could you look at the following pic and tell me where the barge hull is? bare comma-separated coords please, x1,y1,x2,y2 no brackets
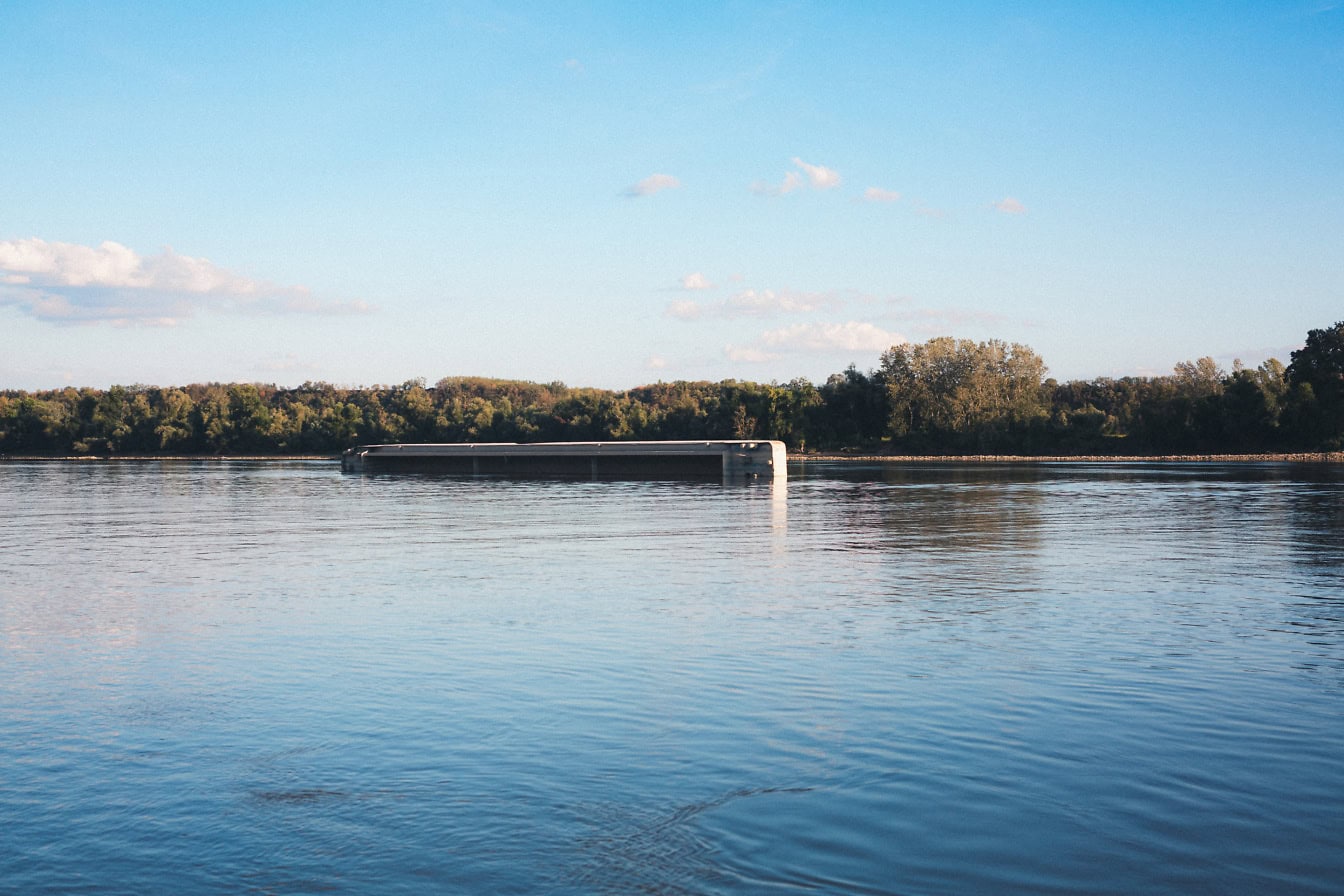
341,440,785,482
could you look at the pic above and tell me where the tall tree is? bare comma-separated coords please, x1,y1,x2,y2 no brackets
880,338,1048,451
1287,321,1344,447
815,365,888,449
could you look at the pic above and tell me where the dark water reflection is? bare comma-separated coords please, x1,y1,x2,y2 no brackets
2,460,1342,894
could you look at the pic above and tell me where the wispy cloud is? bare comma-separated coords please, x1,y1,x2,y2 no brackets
863,186,901,203
761,321,902,352
680,272,714,290
726,321,905,361
792,157,841,189
666,287,844,320
562,58,584,73
666,299,702,320
0,237,369,326
726,288,839,316
749,170,802,197
625,173,681,198
991,196,1026,214
751,157,840,196
646,355,669,370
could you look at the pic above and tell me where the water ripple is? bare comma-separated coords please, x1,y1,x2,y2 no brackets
2,460,1342,894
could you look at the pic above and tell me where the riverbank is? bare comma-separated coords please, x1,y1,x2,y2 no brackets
0,455,339,461
792,452,1344,463
3,451,1342,464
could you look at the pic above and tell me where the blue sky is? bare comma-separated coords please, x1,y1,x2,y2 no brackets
2,1,1341,390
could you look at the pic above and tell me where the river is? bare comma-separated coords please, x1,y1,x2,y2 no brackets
2,459,1341,894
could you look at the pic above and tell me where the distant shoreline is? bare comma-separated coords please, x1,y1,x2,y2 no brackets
0,455,339,462
2,451,1341,464
793,452,1344,463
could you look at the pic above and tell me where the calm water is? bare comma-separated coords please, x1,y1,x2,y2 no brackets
2,460,1342,894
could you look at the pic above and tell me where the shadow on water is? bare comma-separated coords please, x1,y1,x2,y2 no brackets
794,458,1344,485
1282,474,1344,685
792,463,1048,606
563,787,813,894
1288,479,1344,574
250,788,351,805
356,468,782,491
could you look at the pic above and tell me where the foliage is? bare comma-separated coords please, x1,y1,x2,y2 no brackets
3,321,1342,456
1287,321,1344,448
879,338,1048,451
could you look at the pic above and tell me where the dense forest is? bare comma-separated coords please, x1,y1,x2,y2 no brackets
3,321,1342,457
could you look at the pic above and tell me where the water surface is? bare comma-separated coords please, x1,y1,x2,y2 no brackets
2,460,1342,894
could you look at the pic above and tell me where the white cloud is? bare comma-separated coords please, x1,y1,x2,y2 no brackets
760,321,904,353
863,186,901,203
991,196,1026,214
625,173,681,197
791,157,841,189
680,272,713,290
751,157,841,196
724,320,904,364
0,237,368,326
726,288,836,316
646,355,668,370
563,58,584,73
0,238,262,293
666,287,842,321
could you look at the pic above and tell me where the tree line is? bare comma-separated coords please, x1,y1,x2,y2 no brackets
2,320,1341,456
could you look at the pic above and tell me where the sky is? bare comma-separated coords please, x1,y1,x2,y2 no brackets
2,1,1342,391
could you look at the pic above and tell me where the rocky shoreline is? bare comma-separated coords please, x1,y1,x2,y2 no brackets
4,451,1342,464
0,454,338,461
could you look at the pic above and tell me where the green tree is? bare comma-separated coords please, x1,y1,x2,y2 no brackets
85,385,136,453
880,338,1048,451
318,402,363,446
0,396,50,452
392,380,437,442
1287,321,1344,447
815,365,887,449
1214,359,1286,451
153,388,196,451
194,386,235,451
228,384,274,452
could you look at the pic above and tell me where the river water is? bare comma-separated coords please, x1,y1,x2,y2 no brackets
2,460,1341,894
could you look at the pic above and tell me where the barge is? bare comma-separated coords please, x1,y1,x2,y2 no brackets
341,440,786,482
